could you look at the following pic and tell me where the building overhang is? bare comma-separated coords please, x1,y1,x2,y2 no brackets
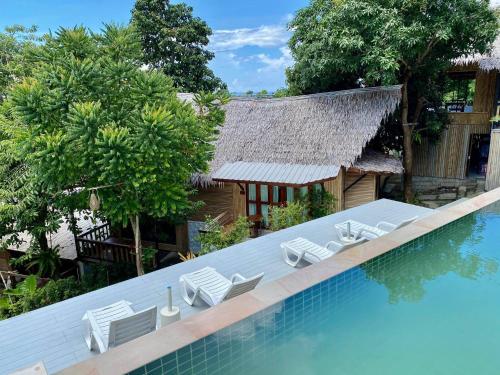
212,162,340,187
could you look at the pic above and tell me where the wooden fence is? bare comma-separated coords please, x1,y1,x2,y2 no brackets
413,123,491,179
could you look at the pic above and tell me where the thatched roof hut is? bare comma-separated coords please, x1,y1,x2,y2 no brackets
454,36,500,71
181,85,403,187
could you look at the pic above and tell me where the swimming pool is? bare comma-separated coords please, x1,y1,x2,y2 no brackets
130,202,500,375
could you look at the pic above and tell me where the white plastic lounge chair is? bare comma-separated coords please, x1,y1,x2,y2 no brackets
375,216,418,232
281,237,361,267
82,300,157,353
179,267,264,306
335,216,419,241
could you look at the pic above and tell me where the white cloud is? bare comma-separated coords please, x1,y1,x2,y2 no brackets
210,25,289,52
256,46,293,73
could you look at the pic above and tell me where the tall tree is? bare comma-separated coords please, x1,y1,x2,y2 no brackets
287,0,497,201
131,0,226,92
4,25,226,275
0,25,40,101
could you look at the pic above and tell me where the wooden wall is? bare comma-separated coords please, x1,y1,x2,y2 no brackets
189,183,236,221
344,171,377,209
189,182,247,223
413,68,496,179
324,167,345,211
232,183,247,219
413,123,491,179
473,70,497,113
486,130,500,190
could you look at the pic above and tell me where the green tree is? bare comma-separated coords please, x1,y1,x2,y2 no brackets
273,88,291,98
287,0,497,201
0,25,40,101
0,26,66,256
4,25,226,276
132,0,226,92
256,89,269,98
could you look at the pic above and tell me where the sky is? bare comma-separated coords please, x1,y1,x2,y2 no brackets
0,0,308,92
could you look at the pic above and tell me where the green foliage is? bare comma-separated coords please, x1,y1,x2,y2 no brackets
142,247,157,273
287,0,497,93
256,89,269,98
26,246,61,278
132,0,226,92
269,201,308,231
0,268,109,319
302,188,336,219
287,0,497,200
2,25,227,275
273,88,293,98
0,25,41,100
199,216,251,255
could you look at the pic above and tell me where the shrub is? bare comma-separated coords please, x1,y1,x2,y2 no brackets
303,188,337,219
0,267,109,319
269,201,308,231
199,216,251,255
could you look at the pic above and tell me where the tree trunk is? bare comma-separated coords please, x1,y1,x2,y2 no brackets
37,231,49,252
36,203,49,252
401,78,414,203
130,214,145,276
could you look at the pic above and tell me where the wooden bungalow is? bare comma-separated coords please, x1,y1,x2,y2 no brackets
68,85,403,264
184,86,403,249
412,37,500,192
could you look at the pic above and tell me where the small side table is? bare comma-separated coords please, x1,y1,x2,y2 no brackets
160,306,181,327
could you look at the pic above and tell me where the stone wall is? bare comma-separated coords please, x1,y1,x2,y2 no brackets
383,174,485,208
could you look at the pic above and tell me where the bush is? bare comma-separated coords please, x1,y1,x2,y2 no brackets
199,216,251,255
269,201,308,231
303,188,336,219
0,267,109,320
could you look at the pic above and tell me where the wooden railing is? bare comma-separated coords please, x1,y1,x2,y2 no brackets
76,223,136,265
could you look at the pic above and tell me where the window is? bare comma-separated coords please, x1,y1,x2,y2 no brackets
444,72,476,113
246,183,324,226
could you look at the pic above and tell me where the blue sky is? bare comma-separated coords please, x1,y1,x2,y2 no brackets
0,0,308,92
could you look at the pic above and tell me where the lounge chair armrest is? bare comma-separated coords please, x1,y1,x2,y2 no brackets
305,252,323,263
358,228,380,239
376,221,397,232
325,240,343,253
231,273,246,283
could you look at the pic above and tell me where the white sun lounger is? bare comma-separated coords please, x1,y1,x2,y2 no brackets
179,267,264,306
82,300,157,353
281,237,363,267
335,216,418,241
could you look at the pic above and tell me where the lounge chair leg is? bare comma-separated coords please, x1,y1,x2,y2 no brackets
281,246,302,267
179,279,198,306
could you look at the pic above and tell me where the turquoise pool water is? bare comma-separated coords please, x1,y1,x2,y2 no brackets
131,202,500,375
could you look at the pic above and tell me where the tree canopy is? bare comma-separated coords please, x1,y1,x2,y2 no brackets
132,0,226,92
2,24,227,275
287,0,498,200
0,25,40,101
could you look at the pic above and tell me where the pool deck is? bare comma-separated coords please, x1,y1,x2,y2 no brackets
0,199,434,374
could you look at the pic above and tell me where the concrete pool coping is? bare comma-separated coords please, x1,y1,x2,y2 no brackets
57,188,500,375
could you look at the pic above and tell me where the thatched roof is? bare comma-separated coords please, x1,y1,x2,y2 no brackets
180,85,402,186
352,149,403,174
453,36,500,71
